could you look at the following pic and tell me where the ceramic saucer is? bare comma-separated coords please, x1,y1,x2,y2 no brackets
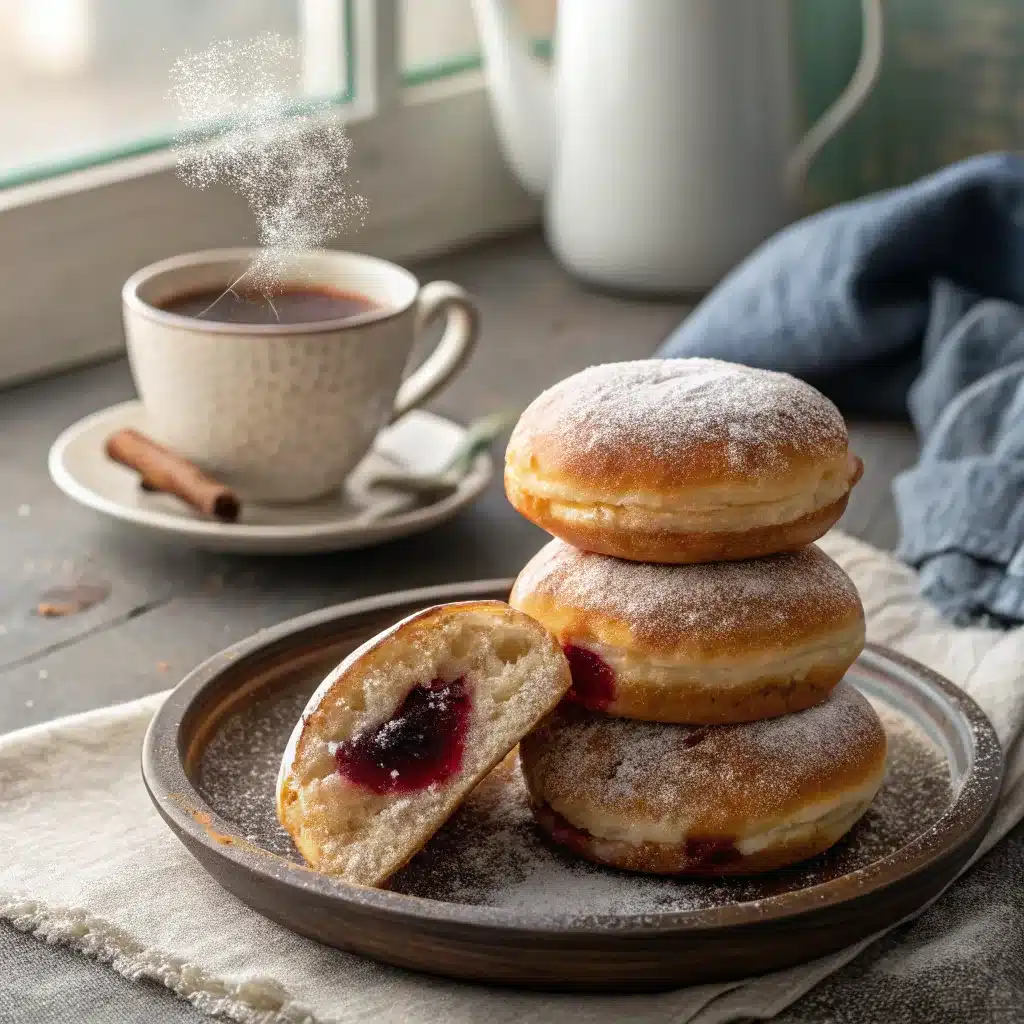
48,401,492,554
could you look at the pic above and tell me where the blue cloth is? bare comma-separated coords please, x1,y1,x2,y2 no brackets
658,153,1024,625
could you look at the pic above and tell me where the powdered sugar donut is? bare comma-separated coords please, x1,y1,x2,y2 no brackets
520,680,887,876
510,540,865,724
505,359,862,563
277,601,571,886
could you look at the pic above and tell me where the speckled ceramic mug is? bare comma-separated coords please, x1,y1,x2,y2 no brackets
123,248,478,503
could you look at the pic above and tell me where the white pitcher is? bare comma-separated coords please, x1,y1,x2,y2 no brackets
472,0,884,294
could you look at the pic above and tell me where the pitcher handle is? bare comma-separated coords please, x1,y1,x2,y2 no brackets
785,0,885,202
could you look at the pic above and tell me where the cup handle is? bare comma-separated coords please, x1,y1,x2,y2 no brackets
389,280,479,423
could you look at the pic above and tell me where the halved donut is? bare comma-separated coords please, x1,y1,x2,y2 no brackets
277,601,571,886
505,359,862,563
520,680,887,876
510,539,865,724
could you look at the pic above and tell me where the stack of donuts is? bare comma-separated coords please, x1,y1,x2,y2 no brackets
506,358,888,875
277,357,890,889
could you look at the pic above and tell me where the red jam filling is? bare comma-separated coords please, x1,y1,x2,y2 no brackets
334,677,470,794
563,643,616,709
540,802,740,868
684,837,741,866
537,802,596,855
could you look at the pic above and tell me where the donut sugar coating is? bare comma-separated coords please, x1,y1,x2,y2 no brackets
505,358,863,563
520,680,887,876
510,539,865,724
277,601,571,886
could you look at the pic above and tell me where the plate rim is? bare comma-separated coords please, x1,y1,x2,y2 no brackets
48,400,493,543
142,578,1004,940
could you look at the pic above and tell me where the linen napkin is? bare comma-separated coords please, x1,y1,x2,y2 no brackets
3,530,1024,1024
659,152,1024,624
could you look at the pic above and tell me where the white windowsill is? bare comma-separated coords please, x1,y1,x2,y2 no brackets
0,73,541,388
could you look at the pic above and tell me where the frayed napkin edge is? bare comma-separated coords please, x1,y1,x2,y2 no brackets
0,894,321,1024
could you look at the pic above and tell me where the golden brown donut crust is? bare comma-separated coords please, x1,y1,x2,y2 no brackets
601,669,845,725
520,682,887,875
505,478,857,564
510,541,865,724
508,359,850,491
512,541,863,659
505,359,862,563
529,796,872,876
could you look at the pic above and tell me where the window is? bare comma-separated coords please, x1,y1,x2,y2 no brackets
0,1,351,189
401,0,553,86
0,0,553,385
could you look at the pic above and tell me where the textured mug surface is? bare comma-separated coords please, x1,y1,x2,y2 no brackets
123,248,478,503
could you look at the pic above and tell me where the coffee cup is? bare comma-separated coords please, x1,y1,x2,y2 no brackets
122,247,478,503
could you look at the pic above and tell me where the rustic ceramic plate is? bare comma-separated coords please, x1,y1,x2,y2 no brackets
142,580,1002,992
49,402,491,554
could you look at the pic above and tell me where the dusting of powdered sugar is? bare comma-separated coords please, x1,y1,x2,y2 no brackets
521,681,885,827
170,34,367,298
512,538,862,651
506,359,848,483
200,684,312,858
197,679,951,917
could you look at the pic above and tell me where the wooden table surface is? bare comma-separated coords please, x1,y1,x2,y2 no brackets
0,231,918,1022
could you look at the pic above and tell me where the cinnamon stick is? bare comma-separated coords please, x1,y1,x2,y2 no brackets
105,429,241,523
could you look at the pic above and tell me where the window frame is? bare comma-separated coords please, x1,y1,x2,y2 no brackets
0,0,540,386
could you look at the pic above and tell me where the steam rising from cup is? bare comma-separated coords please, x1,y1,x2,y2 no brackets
169,34,367,310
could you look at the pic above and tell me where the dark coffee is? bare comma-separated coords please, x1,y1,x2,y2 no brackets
159,285,380,325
